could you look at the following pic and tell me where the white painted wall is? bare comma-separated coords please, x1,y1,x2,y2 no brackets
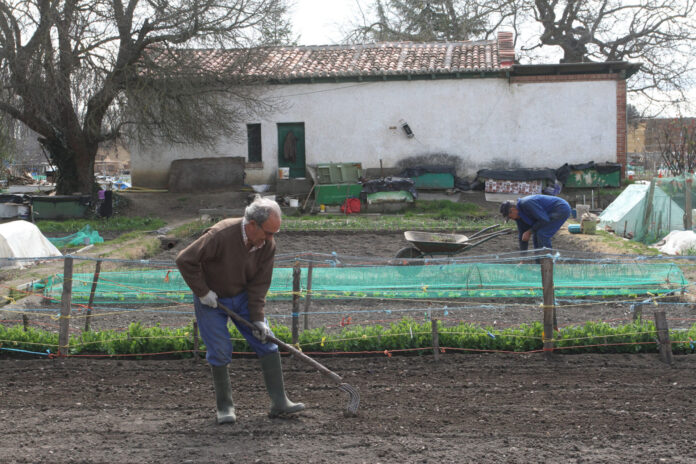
130,77,618,187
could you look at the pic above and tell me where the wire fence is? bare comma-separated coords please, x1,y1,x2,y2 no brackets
1,248,695,363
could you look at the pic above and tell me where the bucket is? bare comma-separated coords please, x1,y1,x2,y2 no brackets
278,167,290,179
576,204,590,219
289,198,299,207
581,219,597,235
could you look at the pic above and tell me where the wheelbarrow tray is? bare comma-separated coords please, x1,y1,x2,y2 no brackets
403,231,469,254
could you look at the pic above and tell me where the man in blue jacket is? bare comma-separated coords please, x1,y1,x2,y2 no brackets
500,194,571,250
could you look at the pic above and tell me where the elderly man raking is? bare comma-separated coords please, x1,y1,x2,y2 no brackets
176,196,304,424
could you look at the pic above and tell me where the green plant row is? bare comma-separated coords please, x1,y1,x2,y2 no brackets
2,318,696,358
35,217,165,235
175,203,505,236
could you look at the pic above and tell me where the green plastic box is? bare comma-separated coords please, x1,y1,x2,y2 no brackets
32,195,90,219
565,169,620,188
412,173,454,189
315,163,362,184
315,184,362,205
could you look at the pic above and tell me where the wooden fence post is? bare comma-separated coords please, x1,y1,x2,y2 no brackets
540,257,556,359
84,260,102,332
654,310,673,365
291,261,301,345
685,175,692,230
632,303,643,322
58,257,73,357
303,261,314,330
22,314,28,331
431,312,440,361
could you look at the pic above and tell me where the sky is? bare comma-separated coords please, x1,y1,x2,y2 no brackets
289,0,364,45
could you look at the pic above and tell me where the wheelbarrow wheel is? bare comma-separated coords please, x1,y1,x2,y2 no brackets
391,246,424,275
395,247,424,259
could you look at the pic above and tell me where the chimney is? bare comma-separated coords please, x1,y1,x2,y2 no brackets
497,31,515,68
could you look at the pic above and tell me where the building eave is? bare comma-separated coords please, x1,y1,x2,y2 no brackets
511,61,641,79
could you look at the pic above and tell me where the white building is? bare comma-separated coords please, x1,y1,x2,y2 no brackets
129,32,638,189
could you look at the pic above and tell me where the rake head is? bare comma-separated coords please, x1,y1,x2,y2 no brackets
338,382,360,416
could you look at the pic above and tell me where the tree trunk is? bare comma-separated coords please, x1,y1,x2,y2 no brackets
559,39,589,63
40,137,96,195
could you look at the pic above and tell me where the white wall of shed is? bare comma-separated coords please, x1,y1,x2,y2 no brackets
129,77,618,187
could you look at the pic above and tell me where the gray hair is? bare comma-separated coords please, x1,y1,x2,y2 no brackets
244,195,282,225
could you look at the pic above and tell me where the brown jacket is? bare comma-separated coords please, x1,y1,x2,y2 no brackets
175,218,275,321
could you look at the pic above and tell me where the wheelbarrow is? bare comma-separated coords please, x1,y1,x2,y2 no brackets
394,224,511,259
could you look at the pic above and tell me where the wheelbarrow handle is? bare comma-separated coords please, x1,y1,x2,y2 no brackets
461,229,512,249
468,223,501,239
217,301,343,384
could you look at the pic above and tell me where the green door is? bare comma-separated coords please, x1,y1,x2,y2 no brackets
277,123,306,178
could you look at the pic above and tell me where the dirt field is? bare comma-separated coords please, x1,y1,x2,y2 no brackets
2,353,695,463
3,191,696,463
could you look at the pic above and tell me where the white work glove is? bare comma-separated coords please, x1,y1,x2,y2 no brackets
199,290,218,308
252,321,271,343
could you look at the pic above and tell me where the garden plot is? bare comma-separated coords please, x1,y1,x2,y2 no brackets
1,354,695,463
8,229,695,336
3,230,696,462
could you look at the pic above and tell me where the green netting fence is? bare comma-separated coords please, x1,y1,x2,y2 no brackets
47,225,104,248
38,261,687,304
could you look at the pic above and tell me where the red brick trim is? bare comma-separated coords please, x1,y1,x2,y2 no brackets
616,79,627,178
510,74,620,83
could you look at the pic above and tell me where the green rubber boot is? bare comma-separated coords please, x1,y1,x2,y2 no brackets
260,352,306,418
211,365,236,424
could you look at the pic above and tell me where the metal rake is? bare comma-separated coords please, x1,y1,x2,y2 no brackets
217,302,360,416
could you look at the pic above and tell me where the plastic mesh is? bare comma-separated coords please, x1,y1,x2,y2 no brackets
39,261,686,304
47,226,104,248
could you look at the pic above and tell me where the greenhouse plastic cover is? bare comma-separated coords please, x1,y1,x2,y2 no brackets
599,183,649,237
0,220,62,268
600,176,694,242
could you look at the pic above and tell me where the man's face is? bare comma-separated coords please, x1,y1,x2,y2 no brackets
508,206,520,220
247,213,281,247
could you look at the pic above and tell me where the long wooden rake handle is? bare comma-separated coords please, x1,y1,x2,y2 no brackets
216,301,360,415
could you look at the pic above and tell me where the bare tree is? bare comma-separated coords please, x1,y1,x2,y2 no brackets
0,0,288,195
258,1,297,45
0,115,14,165
348,1,696,113
522,0,696,112
627,103,642,128
346,0,516,42
658,118,696,175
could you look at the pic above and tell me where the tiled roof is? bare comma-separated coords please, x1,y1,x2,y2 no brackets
145,32,514,80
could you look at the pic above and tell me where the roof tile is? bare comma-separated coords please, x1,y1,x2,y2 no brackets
146,32,514,80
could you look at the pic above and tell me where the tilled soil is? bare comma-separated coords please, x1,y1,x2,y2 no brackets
1,353,695,463
4,227,696,463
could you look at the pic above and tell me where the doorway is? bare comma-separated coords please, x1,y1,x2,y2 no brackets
277,123,306,178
